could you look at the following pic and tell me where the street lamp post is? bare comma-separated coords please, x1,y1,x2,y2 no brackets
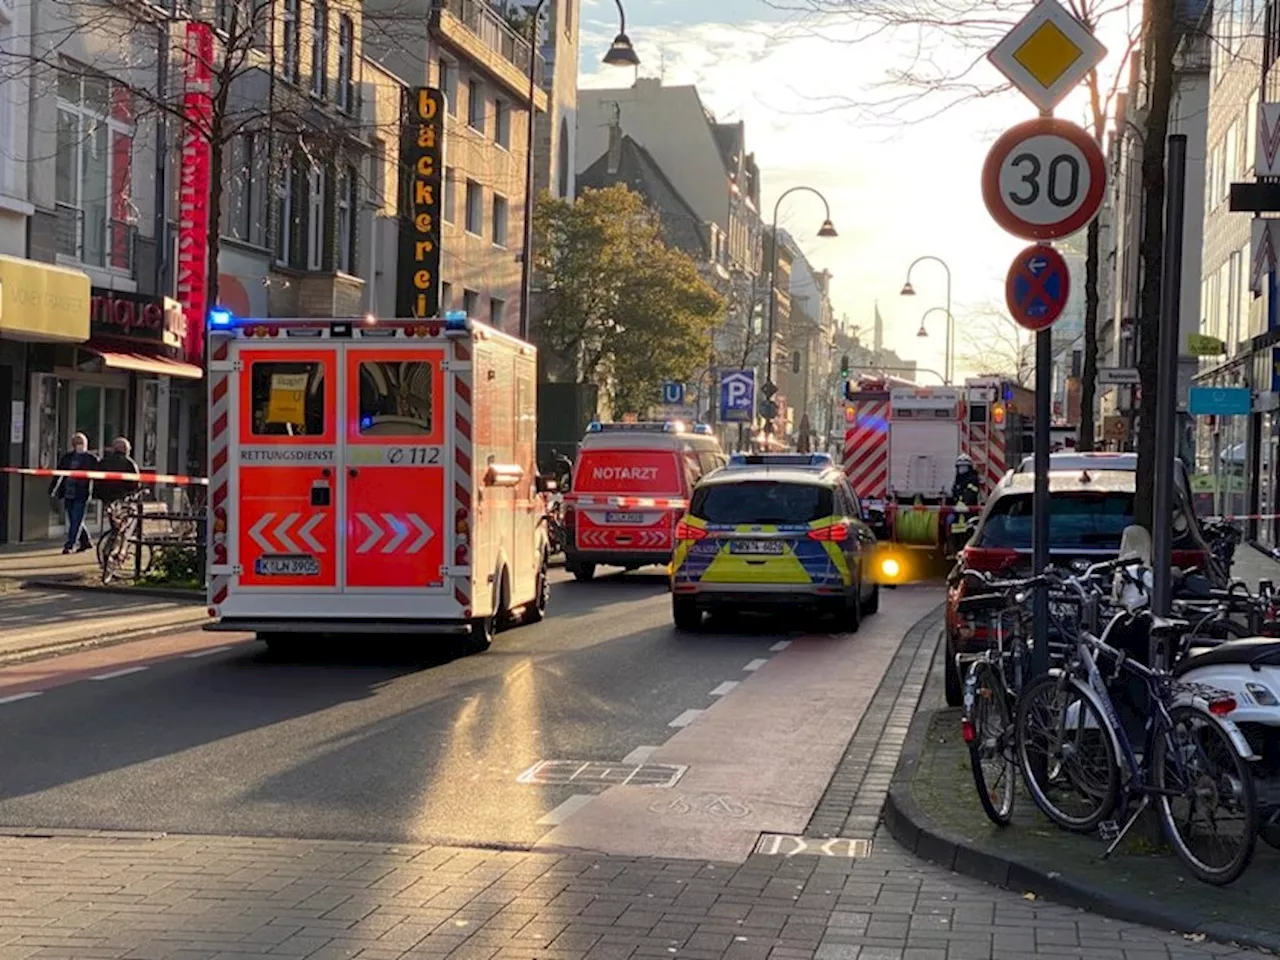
518,0,637,341
765,186,837,433
914,306,954,382
900,255,953,385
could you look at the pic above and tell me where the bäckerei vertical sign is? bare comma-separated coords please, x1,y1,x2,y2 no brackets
397,87,445,319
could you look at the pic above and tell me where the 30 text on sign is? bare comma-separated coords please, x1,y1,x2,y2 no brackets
397,87,445,320
981,117,1106,241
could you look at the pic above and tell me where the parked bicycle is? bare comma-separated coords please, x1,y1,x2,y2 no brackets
97,491,151,584
1014,563,1258,885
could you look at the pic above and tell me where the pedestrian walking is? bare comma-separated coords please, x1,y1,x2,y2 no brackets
96,437,141,507
51,432,98,553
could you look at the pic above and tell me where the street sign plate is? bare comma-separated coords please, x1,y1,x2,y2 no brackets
661,381,685,405
988,0,1107,114
1188,386,1252,416
1098,367,1140,385
719,369,756,423
982,118,1107,241
1005,244,1070,331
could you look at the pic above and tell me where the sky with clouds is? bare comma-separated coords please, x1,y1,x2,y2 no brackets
576,0,1138,381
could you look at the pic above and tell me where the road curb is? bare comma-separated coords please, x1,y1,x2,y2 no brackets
20,578,203,603
0,619,211,668
883,648,1280,954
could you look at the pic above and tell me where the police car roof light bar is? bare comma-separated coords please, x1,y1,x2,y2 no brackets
587,420,698,433
727,452,834,468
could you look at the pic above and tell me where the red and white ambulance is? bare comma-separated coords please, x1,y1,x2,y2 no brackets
562,421,726,580
204,311,550,651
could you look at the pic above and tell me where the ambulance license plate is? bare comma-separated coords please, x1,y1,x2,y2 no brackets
606,511,644,524
255,554,320,577
730,540,785,555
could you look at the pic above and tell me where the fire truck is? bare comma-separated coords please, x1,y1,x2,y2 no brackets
204,310,550,652
841,375,1033,578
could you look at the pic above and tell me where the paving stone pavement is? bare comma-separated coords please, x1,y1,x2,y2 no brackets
0,827,1269,960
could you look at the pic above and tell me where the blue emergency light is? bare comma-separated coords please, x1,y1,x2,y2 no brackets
444,310,468,331
209,308,234,328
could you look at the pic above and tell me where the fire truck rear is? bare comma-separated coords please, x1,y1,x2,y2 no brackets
840,376,1031,581
205,311,549,651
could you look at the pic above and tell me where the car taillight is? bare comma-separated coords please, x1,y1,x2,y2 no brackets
1173,549,1206,571
675,520,706,541
809,523,850,542
455,506,470,566
212,506,227,535
1209,697,1237,716
961,547,1019,572
961,718,976,743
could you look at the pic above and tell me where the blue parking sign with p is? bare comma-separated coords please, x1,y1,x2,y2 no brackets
720,369,755,423
662,381,685,405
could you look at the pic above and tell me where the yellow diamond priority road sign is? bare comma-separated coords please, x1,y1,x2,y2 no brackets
988,0,1106,114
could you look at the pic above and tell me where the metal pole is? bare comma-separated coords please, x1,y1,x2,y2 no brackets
1032,327,1053,676
944,265,953,385
1152,135,1188,621
766,203,779,403
153,11,171,298
517,0,548,341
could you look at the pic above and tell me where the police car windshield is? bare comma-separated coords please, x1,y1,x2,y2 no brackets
691,482,833,526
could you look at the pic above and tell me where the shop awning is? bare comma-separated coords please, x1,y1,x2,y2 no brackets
0,256,91,343
92,349,203,379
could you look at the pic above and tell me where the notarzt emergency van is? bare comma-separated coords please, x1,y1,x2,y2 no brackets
561,420,726,580
205,311,550,651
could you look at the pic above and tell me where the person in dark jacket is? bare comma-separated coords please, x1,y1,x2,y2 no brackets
51,433,99,553
96,437,141,508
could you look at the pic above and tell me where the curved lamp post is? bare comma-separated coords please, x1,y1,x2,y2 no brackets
765,186,837,422
518,0,637,340
916,305,952,340
900,255,953,385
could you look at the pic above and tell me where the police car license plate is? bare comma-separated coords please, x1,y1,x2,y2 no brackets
730,540,785,555
606,511,644,524
255,554,320,577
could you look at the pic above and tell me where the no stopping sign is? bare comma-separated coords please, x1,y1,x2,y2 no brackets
982,118,1106,241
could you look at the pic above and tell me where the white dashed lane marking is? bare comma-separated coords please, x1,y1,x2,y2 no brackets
769,640,791,652
622,746,658,764
183,646,232,658
743,658,768,672
668,709,704,728
709,681,739,697
89,666,149,681
0,692,42,705
536,794,595,826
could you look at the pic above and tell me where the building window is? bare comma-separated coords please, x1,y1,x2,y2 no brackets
307,162,325,270
310,0,328,98
441,281,452,310
227,132,268,246
467,80,484,130
489,297,505,330
463,289,480,316
491,194,508,247
275,153,295,265
440,60,457,116
336,14,353,111
55,67,135,271
0,9,15,199
337,164,356,274
282,0,300,82
465,179,482,235
494,100,510,149
442,167,456,223
1247,90,1260,175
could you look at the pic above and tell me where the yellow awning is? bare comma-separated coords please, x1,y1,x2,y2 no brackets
0,255,90,343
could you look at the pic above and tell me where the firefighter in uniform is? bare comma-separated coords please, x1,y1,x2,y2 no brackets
947,454,982,555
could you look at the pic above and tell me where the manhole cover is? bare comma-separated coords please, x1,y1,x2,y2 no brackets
755,835,873,858
517,760,687,788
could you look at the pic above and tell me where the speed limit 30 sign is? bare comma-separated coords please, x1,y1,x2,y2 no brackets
981,117,1106,241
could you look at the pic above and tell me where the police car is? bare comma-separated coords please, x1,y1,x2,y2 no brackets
669,453,882,632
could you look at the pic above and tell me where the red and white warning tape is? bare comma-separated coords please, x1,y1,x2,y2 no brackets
0,466,209,486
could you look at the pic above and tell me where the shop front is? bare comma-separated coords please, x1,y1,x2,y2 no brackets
0,254,92,544
24,288,201,540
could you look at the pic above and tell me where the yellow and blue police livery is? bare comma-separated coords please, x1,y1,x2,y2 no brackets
669,453,882,632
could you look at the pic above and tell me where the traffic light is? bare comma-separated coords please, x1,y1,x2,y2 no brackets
840,354,849,379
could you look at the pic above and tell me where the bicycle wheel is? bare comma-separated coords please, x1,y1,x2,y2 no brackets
1153,705,1257,885
1016,673,1120,833
99,530,119,583
964,659,1016,826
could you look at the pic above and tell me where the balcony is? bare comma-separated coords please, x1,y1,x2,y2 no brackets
433,0,548,107
55,204,136,274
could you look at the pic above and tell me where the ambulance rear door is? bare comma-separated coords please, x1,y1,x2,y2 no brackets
232,345,341,612
341,344,449,604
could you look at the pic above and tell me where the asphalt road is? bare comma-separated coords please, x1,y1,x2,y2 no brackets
0,569,927,849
